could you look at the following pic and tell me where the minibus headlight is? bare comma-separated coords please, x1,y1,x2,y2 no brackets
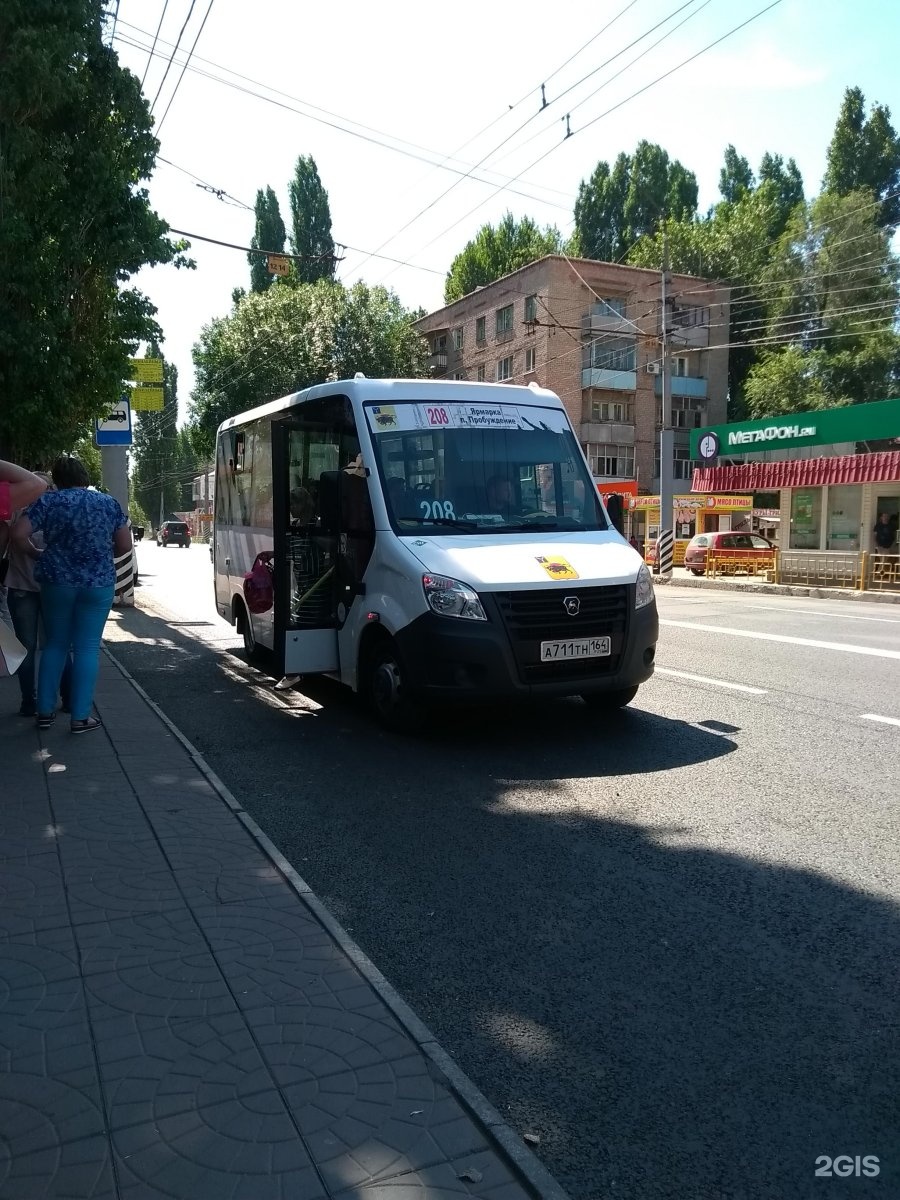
422,574,487,621
635,563,655,610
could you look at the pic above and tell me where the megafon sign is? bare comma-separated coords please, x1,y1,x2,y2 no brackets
728,422,817,446
690,397,900,459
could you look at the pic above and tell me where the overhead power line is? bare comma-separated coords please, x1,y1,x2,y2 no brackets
140,0,170,89
373,0,784,287
149,0,198,115
155,0,217,135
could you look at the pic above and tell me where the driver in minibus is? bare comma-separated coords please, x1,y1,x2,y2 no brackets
486,474,526,520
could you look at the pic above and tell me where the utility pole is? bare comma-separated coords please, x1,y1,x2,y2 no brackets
656,227,675,577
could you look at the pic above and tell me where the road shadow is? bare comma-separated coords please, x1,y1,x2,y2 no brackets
104,603,898,1200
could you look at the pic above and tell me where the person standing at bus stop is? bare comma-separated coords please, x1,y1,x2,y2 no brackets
12,456,132,733
873,512,897,555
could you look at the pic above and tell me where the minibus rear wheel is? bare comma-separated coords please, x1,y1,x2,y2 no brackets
365,639,424,734
581,686,638,710
237,600,264,663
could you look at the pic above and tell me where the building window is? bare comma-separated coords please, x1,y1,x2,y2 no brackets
524,294,538,323
654,446,694,481
432,334,446,354
790,488,822,549
453,371,466,380
588,336,635,372
591,397,634,423
525,347,536,373
658,396,706,428
590,297,626,318
475,316,486,345
672,356,689,377
827,484,862,550
496,305,513,336
592,444,635,479
496,356,513,382
672,304,709,328
476,364,486,382
452,327,464,350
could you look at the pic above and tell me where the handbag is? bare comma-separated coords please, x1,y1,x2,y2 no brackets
0,618,27,678
242,551,274,614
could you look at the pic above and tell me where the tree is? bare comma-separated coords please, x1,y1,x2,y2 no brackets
573,140,698,262
758,152,805,240
287,155,335,284
248,185,287,293
756,189,900,408
444,213,562,303
131,349,180,527
0,0,189,464
823,86,900,228
189,281,429,457
719,145,755,204
743,346,832,417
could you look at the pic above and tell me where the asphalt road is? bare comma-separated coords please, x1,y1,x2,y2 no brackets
106,542,900,1200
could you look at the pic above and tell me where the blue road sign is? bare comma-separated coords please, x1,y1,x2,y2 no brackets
95,395,133,446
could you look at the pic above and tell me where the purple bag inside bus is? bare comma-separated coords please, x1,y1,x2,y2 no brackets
242,551,274,614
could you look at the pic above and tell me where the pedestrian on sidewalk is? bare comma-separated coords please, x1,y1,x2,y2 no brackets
873,512,897,555
11,455,132,734
0,475,73,717
1,460,48,633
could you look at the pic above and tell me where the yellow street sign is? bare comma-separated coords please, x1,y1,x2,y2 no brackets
127,358,164,383
267,254,290,277
130,385,164,411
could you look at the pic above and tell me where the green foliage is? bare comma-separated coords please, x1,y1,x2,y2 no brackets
573,140,698,262
719,145,754,204
188,281,429,458
288,155,335,284
743,346,832,416
248,185,286,293
444,213,562,303
823,87,900,228
758,153,805,239
73,435,102,485
0,0,189,463
131,351,182,526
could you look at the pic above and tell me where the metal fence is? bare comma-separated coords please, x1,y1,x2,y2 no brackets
704,551,900,591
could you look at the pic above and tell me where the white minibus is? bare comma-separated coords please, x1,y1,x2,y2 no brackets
213,377,658,729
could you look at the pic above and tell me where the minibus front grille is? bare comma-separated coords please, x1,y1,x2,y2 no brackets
493,585,629,683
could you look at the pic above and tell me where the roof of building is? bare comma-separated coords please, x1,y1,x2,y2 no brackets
691,450,900,493
415,255,727,326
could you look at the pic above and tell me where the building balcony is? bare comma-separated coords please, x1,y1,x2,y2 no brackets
581,368,637,391
429,352,448,372
582,311,636,335
580,422,635,445
654,375,707,399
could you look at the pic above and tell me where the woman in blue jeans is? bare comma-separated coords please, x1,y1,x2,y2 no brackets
12,456,132,734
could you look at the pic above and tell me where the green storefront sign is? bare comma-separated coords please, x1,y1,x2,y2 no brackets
690,397,900,460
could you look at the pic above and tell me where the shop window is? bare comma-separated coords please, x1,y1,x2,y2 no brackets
789,489,822,549
826,485,861,551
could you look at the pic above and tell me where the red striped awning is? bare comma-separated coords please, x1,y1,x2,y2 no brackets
691,451,900,493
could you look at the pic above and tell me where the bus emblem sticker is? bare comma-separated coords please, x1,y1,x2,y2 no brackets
536,555,579,580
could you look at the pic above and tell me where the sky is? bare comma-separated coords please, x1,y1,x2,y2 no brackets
110,0,900,424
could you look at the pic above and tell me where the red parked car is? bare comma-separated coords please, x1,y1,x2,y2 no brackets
683,531,775,575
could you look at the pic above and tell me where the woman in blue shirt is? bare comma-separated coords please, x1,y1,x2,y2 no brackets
12,456,132,733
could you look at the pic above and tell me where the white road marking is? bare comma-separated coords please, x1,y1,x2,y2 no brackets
740,604,900,624
655,667,767,694
861,713,900,728
660,619,900,660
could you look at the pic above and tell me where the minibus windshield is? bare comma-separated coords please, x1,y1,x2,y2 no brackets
365,399,608,534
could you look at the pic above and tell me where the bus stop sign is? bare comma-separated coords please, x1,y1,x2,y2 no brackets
95,396,133,446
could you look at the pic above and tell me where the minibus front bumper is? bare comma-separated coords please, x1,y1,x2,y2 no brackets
395,588,658,701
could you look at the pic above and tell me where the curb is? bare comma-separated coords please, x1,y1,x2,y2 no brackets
100,645,572,1200
655,575,900,604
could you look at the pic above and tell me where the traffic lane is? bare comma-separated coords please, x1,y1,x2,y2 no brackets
657,587,900,653
103,604,899,1200
652,605,900,723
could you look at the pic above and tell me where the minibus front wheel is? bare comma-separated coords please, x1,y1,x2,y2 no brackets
364,638,424,734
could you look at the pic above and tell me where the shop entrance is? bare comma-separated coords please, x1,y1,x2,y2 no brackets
874,494,899,553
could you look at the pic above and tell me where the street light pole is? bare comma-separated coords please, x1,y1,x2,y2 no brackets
657,227,675,576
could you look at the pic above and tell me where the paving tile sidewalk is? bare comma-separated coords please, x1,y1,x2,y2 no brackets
0,654,565,1200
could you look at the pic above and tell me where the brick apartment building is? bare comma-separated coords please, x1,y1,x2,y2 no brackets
415,255,730,495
